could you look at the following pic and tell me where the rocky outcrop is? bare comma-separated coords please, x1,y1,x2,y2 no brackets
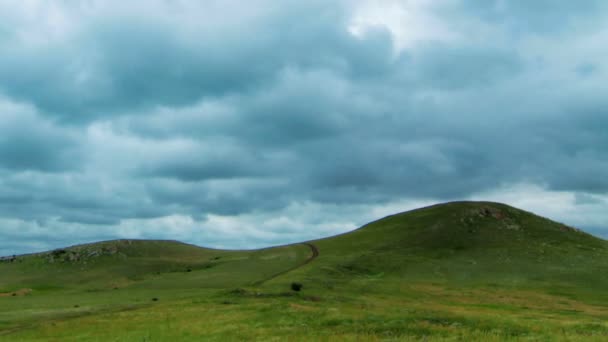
459,205,521,231
44,243,125,264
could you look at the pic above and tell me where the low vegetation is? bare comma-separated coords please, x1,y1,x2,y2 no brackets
1,201,607,340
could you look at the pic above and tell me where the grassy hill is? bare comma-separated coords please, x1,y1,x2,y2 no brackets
1,201,608,341
0,239,312,291
272,201,608,295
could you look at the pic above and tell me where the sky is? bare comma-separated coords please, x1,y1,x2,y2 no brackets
1,0,607,255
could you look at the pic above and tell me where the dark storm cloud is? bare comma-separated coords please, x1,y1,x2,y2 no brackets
0,1,393,123
0,127,77,172
0,0,607,254
0,101,82,172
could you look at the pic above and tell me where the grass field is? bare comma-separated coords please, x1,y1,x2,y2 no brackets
1,201,608,341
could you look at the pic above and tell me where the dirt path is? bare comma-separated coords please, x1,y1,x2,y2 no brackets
252,243,319,286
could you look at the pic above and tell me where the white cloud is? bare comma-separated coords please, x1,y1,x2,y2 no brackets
349,0,460,52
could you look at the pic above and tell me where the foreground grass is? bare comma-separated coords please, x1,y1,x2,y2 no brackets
3,281,608,341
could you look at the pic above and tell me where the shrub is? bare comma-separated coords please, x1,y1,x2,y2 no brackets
51,250,67,257
291,282,303,292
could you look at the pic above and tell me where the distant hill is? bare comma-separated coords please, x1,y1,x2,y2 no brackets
0,239,312,291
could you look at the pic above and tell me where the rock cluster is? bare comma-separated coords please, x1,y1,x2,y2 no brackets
44,244,123,264
460,206,521,231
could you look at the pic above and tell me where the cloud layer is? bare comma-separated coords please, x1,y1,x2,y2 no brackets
1,0,607,255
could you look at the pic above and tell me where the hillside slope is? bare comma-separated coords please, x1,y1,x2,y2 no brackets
0,239,312,292
266,201,608,300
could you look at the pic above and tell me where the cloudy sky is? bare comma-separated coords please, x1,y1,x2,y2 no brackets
1,0,607,255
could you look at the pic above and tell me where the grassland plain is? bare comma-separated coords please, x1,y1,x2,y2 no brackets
1,201,608,341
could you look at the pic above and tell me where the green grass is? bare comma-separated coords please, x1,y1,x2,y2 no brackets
1,201,608,341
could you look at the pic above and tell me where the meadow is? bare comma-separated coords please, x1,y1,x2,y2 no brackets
1,202,608,341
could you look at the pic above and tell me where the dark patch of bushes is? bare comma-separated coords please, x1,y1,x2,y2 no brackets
152,297,159,302
228,288,248,296
291,282,303,292
51,249,67,257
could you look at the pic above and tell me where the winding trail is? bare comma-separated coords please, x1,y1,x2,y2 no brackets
252,242,319,286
